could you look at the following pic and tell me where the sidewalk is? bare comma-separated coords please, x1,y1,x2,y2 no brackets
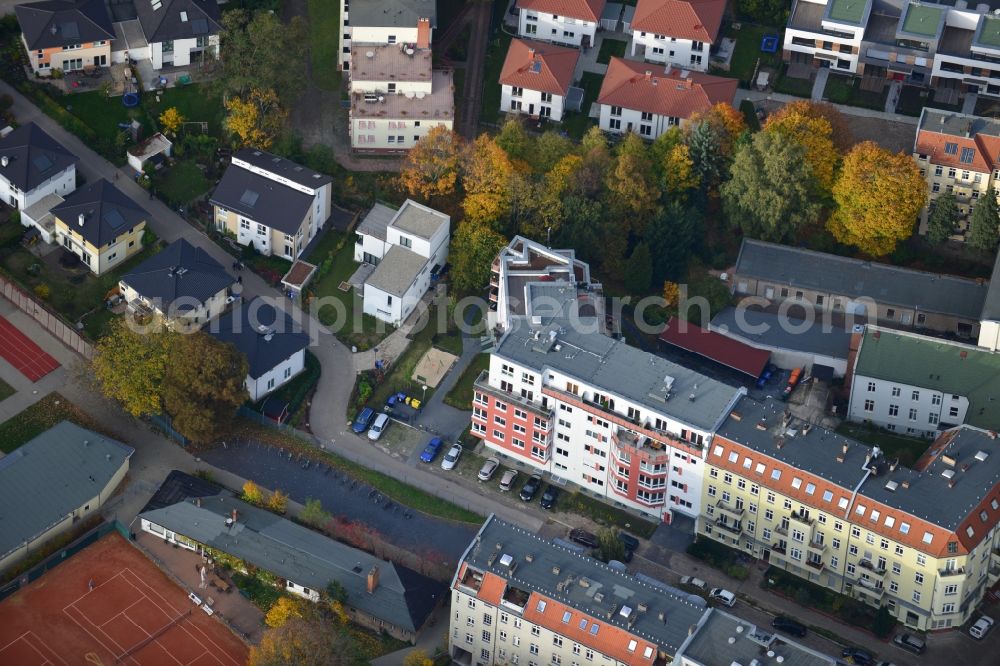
736,87,920,125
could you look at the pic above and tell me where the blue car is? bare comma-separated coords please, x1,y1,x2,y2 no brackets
420,437,444,463
351,407,376,434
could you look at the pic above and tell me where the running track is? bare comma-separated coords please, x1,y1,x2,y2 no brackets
0,316,60,382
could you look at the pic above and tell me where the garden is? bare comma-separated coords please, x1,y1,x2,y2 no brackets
686,536,751,580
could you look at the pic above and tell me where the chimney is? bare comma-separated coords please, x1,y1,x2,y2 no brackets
196,497,202,508
528,47,535,57
416,17,430,49
231,508,238,523
367,565,380,594
842,443,849,455
78,212,85,227
644,70,653,80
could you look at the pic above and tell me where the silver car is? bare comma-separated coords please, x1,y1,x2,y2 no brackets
478,457,500,481
499,469,519,491
441,443,463,470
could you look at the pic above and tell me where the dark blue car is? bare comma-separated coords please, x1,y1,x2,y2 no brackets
351,407,376,434
419,437,444,463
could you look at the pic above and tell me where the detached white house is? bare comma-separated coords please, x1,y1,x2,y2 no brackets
596,57,738,139
0,122,77,210
353,199,449,326
132,0,220,70
210,297,310,402
210,149,334,259
516,0,606,47
499,38,580,121
629,0,725,72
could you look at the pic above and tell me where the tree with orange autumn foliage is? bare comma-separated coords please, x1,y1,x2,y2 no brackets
398,126,462,200
224,87,286,150
460,134,514,231
763,110,838,192
829,142,927,257
248,615,363,666
687,103,747,158
769,100,854,152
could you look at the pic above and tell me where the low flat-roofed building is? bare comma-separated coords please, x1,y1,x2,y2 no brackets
350,70,455,152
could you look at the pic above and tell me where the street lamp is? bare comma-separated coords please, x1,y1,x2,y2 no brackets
422,385,428,409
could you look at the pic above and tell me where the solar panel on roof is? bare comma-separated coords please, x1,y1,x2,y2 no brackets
32,154,53,172
191,18,208,35
240,189,259,207
529,60,542,73
103,208,127,229
961,147,976,164
61,22,80,39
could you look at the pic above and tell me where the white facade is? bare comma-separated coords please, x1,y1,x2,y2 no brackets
597,104,681,140
0,162,74,210
500,85,565,121
630,32,709,71
518,10,597,47
362,268,428,326
149,35,218,70
847,374,966,439
353,116,453,151
248,348,305,402
783,0,863,74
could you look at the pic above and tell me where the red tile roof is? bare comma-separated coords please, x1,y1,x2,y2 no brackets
631,0,725,43
659,317,770,378
597,58,737,120
499,38,581,96
476,572,508,606
516,0,606,23
915,129,996,173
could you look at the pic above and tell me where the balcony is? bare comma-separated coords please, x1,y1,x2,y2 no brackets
715,500,745,520
490,274,499,288
715,519,744,537
474,371,552,419
853,580,885,603
807,539,827,555
612,428,669,463
858,559,887,577
805,558,825,572
789,511,814,527
938,566,966,578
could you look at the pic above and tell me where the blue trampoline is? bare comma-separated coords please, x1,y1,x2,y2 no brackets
122,92,139,107
761,35,779,53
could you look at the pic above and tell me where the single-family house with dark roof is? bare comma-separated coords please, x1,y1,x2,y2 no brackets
15,0,114,76
119,238,234,329
499,38,581,121
132,0,220,70
52,178,149,275
0,121,78,212
210,149,334,259
139,494,445,642
0,421,133,572
209,297,310,401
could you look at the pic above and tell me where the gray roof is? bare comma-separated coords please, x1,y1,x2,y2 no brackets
232,148,334,190
209,297,310,379
710,306,853,360
390,200,449,240
0,122,78,193
140,496,444,632
120,238,232,313
366,245,428,298
51,179,149,248
676,609,837,666
734,239,988,320
15,0,114,50
456,516,709,655
917,107,1000,141
210,162,314,235
982,248,1000,321
357,202,397,242
347,0,437,29
0,421,133,561
495,318,744,432
133,0,220,44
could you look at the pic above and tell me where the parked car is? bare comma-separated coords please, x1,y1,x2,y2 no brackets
569,528,599,549
841,647,875,666
540,485,560,509
367,413,389,441
478,457,500,481
771,616,808,638
970,615,995,639
520,474,543,501
351,407,376,434
709,587,736,607
680,576,707,590
419,437,444,463
617,532,639,552
782,367,803,400
499,469,519,491
440,443,462,470
756,366,773,388
891,633,925,655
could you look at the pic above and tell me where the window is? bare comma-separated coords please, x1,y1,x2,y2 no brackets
944,584,958,596
867,382,876,392
889,404,899,417
891,387,901,397
610,106,622,116
482,630,491,642
864,399,874,412
912,590,921,603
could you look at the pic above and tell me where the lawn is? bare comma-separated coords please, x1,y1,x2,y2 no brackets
80,307,118,340
898,86,961,117
597,38,627,65
366,302,448,410
722,22,783,85
146,84,225,136
0,392,108,453
307,0,342,91
835,421,931,467
561,71,604,139
823,75,887,110
152,159,210,206
444,352,490,410
481,31,513,125
0,377,14,403
62,89,153,152
561,491,658,538
772,68,814,98
307,231,395,350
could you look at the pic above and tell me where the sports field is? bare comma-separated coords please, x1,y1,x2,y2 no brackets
0,532,247,666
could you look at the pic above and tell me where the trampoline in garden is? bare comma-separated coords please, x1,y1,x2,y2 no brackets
122,92,139,107
761,35,779,53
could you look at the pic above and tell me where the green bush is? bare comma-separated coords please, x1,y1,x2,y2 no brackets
726,564,750,581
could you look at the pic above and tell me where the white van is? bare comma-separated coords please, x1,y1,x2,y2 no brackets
970,615,994,639
709,588,736,607
367,413,390,441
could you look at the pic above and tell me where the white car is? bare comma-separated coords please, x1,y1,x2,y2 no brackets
709,587,736,607
367,413,390,441
680,576,707,590
441,443,463,470
970,615,994,639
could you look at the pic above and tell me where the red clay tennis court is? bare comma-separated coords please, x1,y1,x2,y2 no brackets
0,316,60,382
0,532,247,666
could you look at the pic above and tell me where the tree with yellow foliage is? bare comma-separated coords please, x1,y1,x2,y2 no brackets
763,110,838,192
663,281,680,307
265,596,304,628
158,107,184,136
403,650,434,666
768,100,854,152
267,489,288,514
224,87,287,150
606,133,660,233
828,142,927,257
248,616,363,666
460,135,514,231
399,126,462,200
242,480,264,505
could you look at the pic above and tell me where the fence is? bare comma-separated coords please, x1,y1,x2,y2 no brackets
148,413,190,446
0,520,128,602
0,272,94,359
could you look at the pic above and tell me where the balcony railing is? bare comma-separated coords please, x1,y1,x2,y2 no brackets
474,371,552,419
858,559,887,576
938,567,966,578
715,519,743,536
805,558,824,571
716,500,745,519
789,511,814,527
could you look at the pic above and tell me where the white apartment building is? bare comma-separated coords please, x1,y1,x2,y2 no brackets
596,58,738,140
339,0,435,70
0,122,77,211
847,326,1000,438
628,0,725,72
473,318,745,523
516,0,605,47
499,38,579,121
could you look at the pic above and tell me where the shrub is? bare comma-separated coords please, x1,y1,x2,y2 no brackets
872,605,895,637
33,283,50,299
726,564,750,581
